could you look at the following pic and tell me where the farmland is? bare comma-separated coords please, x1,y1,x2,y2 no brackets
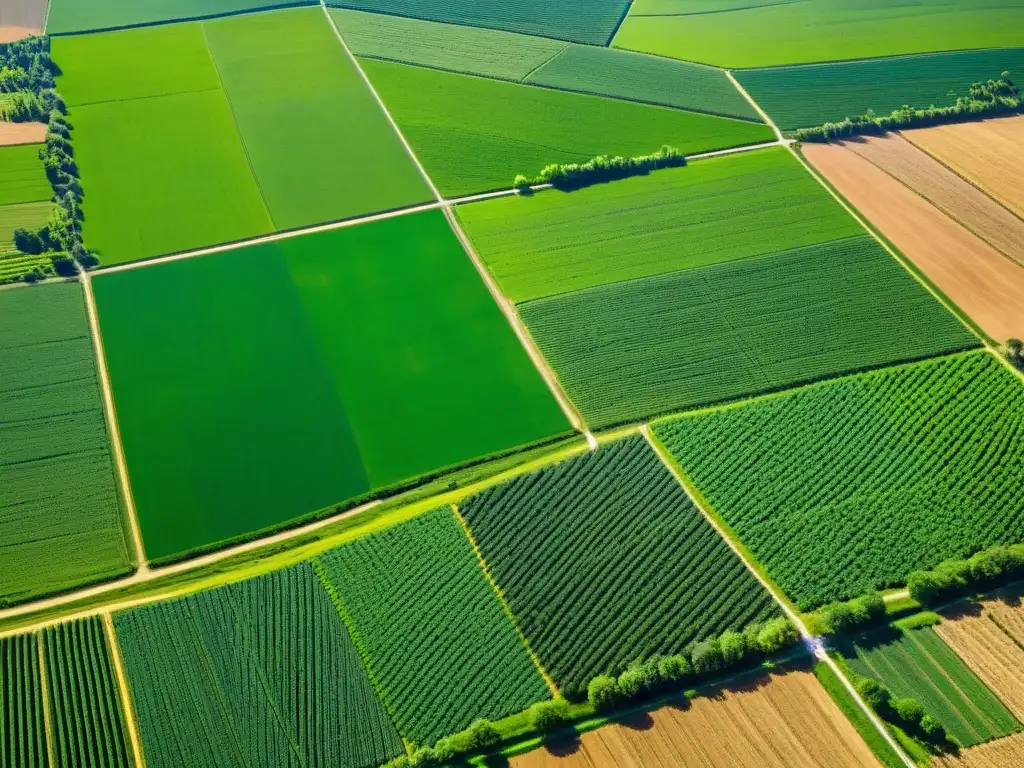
0,143,50,206
521,236,978,427
0,283,131,605
115,563,403,768
45,0,313,35
458,148,857,303
460,436,781,699
325,0,631,45
803,139,1024,342
512,665,882,767
43,618,132,768
654,351,1024,609
934,734,1024,768
94,212,566,560
839,626,1020,747
0,633,47,768
0,0,46,38
613,0,1024,68
0,200,51,256
316,507,549,744
0,123,47,146
736,47,1024,131
359,59,773,197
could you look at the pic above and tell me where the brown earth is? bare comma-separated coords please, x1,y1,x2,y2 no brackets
932,732,1024,767
904,116,1024,219
0,122,47,147
802,141,1024,343
843,133,1024,269
512,668,880,767
0,26,38,42
0,0,46,38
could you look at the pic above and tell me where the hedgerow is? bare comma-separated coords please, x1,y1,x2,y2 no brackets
516,145,685,191
907,543,1024,606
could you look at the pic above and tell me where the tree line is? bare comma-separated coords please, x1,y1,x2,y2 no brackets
514,145,686,192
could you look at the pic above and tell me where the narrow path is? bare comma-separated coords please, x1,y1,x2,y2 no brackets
640,425,917,768
725,70,784,142
79,268,149,574
36,631,56,768
103,613,146,768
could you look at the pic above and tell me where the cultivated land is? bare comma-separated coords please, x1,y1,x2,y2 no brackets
45,0,313,35
326,0,631,45
736,47,1024,131
905,116,1024,218
203,8,431,230
934,733,1024,768
0,284,131,606
359,59,773,197
512,666,881,767
94,212,566,561
0,200,51,256
0,143,51,206
0,122,46,147
458,148,858,303
803,139,1024,342
0,0,45,40
840,627,1020,748
317,508,550,745
613,0,1024,68
655,352,1024,609
116,563,402,768
461,436,780,699
521,236,978,427
0,633,47,767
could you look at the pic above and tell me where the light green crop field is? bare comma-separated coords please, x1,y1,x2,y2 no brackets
204,8,431,230
521,237,978,427
0,201,53,255
360,58,772,197
94,212,567,562
458,147,859,303
614,0,1024,68
0,144,51,207
46,0,313,35
0,283,132,606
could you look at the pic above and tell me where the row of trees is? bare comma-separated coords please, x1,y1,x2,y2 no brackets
855,675,953,750
381,718,501,768
807,591,886,635
907,544,1024,606
795,73,1021,143
514,145,686,192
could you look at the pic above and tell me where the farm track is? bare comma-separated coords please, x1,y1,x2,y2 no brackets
104,613,147,768
36,631,56,768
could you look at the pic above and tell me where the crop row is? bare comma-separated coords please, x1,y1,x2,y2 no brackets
0,633,47,768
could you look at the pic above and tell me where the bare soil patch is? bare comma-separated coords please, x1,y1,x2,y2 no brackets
803,141,1024,343
905,116,1024,219
0,122,46,147
933,732,1024,767
0,0,47,38
512,668,879,767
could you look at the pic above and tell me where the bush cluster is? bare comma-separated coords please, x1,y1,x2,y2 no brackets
795,74,1021,143
1006,339,1024,372
809,591,886,635
0,36,59,122
585,617,799,711
854,675,952,748
907,544,1024,606
516,146,686,192
382,718,501,768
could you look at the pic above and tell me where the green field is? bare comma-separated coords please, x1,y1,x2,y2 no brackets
115,563,402,767
458,148,859,303
94,212,567,561
737,47,1024,131
461,436,780,700
0,201,53,256
0,144,51,207
361,59,772,197
654,352,1024,609
316,507,550,744
0,633,47,768
204,8,430,230
44,618,132,768
326,0,631,45
0,283,132,606
46,0,314,34
840,627,1020,747
613,0,1024,68
521,237,978,427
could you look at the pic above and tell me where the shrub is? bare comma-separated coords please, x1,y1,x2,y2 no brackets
908,543,1024,606
851,592,885,623
12,227,43,255
616,663,645,699
1007,339,1024,371
719,630,748,666
588,674,620,712
50,255,76,277
855,676,890,711
920,714,947,742
656,654,691,684
462,719,500,751
520,146,686,192
690,638,724,676
819,601,858,633
513,174,531,193
528,699,570,732
893,697,925,725
756,617,799,653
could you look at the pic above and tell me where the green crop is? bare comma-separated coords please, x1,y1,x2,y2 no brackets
0,144,52,207
46,0,311,35
0,633,48,767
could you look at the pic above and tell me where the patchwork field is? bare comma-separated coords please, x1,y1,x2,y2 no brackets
934,734,1024,768
460,436,780,699
0,200,51,256
654,351,1024,609
316,507,549,744
115,563,402,768
803,139,1024,342
326,0,631,45
43,618,132,768
521,237,978,427
94,212,566,560
905,116,1024,218
0,0,46,39
613,0,1024,68
0,143,51,206
0,633,47,768
46,0,314,34
839,627,1019,747
0,122,47,146
360,59,772,196
0,283,131,606
512,666,881,767
736,47,1024,131
458,148,858,303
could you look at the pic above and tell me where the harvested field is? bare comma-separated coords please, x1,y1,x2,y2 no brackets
511,666,880,767
905,116,1024,218
933,733,1024,767
0,122,46,147
803,140,1024,342
0,0,46,37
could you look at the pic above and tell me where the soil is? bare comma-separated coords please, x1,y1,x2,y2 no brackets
0,0,47,38
0,122,47,147
932,732,1024,767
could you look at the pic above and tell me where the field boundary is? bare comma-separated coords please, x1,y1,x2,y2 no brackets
36,632,56,768
725,69,783,141
103,613,147,768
